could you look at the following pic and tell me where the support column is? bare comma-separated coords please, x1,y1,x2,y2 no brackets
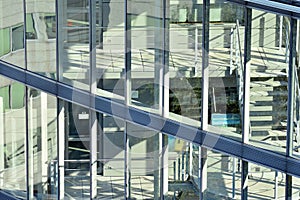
57,100,65,199
241,7,252,200
40,92,48,194
28,95,34,199
286,18,297,200
0,97,4,188
125,0,132,198
200,0,210,198
89,0,98,198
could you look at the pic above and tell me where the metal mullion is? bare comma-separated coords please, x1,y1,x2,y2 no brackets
200,0,210,199
286,17,297,200
89,0,97,198
124,0,131,198
241,7,252,200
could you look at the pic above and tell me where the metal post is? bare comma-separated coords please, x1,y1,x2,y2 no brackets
40,92,48,194
286,18,297,200
242,7,252,200
230,27,234,74
279,16,283,50
89,0,98,198
57,99,65,199
274,171,278,199
195,26,199,76
232,157,236,199
200,0,210,198
181,152,185,180
124,0,132,198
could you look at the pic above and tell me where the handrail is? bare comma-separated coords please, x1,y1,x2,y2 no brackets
294,62,300,152
234,20,246,134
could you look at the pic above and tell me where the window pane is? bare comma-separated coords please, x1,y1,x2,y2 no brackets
25,0,57,79
0,75,26,199
249,11,289,154
28,90,57,199
0,1,25,68
207,1,244,141
0,28,11,57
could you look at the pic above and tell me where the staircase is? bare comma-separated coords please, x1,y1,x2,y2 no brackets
249,47,288,145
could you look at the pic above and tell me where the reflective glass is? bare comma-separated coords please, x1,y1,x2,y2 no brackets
0,75,26,199
292,176,300,199
292,19,300,158
127,0,164,113
98,115,125,198
95,1,125,102
248,163,285,199
0,0,25,68
28,89,57,199
127,122,161,199
25,0,57,79
249,11,289,154
58,0,90,90
204,151,240,199
168,0,202,127
64,102,90,199
207,1,244,140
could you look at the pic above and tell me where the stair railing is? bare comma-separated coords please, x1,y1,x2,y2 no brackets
294,67,300,152
234,20,246,133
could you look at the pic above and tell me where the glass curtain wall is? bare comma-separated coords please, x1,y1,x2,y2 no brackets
0,75,26,198
95,0,125,101
28,90,57,199
168,0,202,127
207,0,243,140
126,0,164,114
58,0,90,91
248,10,290,154
25,0,57,79
0,0,25,68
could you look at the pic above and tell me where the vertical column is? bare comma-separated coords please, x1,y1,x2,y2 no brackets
57,100,65,199
124,0,132,198
154,0,165,198
56,0,66,81
286,17,297,200
40,92,48,193
161,0,170,198
28,95,34,199
0,97,4,188
200,0,210,199
89,0,98,198
242,7,252,200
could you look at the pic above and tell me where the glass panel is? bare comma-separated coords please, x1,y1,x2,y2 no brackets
58,0,90,90
207,1,243,140
292,176,300,199
293,19,300,158
64,102,90,199
204,151,240,199
168,137,201,199
127,0,164,113
95,1,125,102
0,1,25,68
28,90,57,199
25,0,57,79
0,28,11,57
248,163,285,199
98,115,125,198
249,11,289,154
127,122,161,199
168,0,202,127
0,76,26,199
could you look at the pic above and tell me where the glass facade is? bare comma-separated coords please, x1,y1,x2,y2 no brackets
1,0,300,199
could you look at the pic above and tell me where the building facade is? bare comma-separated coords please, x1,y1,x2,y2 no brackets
1,0,300,199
